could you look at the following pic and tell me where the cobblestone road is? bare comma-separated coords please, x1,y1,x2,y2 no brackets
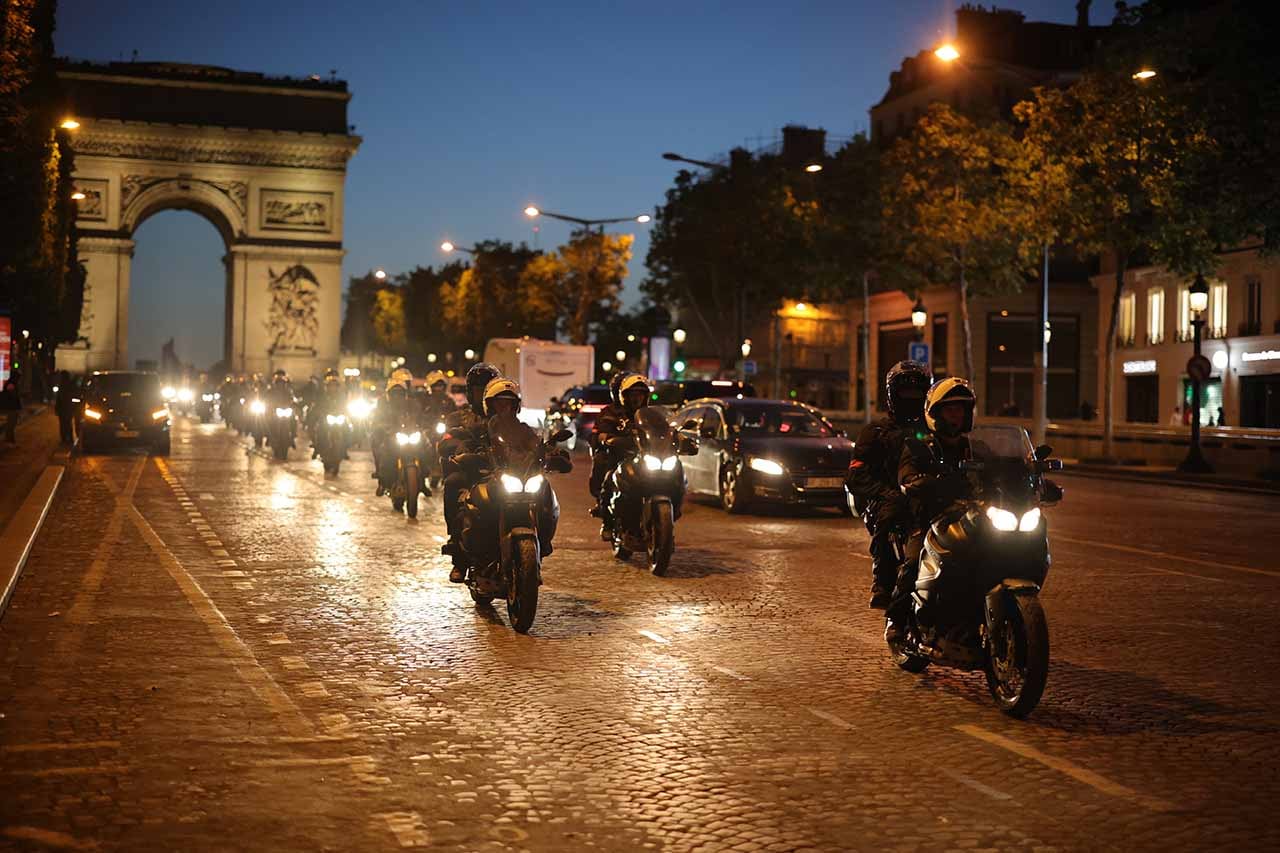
2,416,1278,851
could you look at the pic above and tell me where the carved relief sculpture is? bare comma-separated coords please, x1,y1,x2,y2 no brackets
73,179,108,220
261,189,331,232
264,264,321,355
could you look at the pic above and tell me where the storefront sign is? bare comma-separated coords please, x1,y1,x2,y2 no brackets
0,316,10,384
1241,349,1280,363
1123,359,1157,375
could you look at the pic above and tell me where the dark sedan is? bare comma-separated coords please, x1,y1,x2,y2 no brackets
79,370,171,455
674,398,853,513
546,384,612,451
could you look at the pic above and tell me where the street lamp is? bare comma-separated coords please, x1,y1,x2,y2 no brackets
1132,68,1157,80
524,205,651,231
804,163,823,173
934,43,961,62
427,353,437,364
70,191,86,200
59,118,80,130
463,348,476,361
615,349,627,362
374,269,387,280
601,360,613,373
1178,274,1214,474
672,328,687,345
911,297,928,340
741,339,752,359
440,241,477,255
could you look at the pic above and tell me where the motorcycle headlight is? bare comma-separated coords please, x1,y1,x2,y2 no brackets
1018,507,1041,532
275,407,293,418
326,414,346,426
523,474,544,493
84,407,102,421
500,473,524,494
161,386,176,401
249,400,266,415
177,388,194,402
408,431,421,444
395,431,410,445
986,506,1019,532
201,393,214,402
435,421,446,435
748,456,785,476
643,454,662,471
661,455,679,471
347,399,371,418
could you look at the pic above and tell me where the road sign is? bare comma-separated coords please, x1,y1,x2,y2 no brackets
908,341,930,365
742,359,758,376
1186,354,1212,383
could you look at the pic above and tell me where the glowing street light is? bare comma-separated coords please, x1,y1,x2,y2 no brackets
794,302,808,312
601,360,613,372
463,348,476,360
60,118,80,130
934,43,961,62
626,334,636,342
524,205,653,231
524,206,541,218
911,297,928,333
70,191,86,200
672,328,687,344
374,269,387,280
615,349,627,362
1132,69,1157,80
740,339,752,359
441,241,476,255
427,353,438,363
804,163,823,173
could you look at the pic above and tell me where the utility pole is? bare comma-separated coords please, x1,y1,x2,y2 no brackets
862,271,872,422
1032,243,1049,446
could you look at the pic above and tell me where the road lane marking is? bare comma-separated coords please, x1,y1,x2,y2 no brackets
2,826,100,850
710,665,749,681
954,724,1172,811
941,767,1013,801
805,707,856,730
638,629,670,644
1056,534,1280,579
0,740,120,753
5,763,131,777
280,656,309,670
266,633,292,645
246,755,374,768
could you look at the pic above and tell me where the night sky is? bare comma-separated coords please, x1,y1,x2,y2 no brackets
55,0,1107,370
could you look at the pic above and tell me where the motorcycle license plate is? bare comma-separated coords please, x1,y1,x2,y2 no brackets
804,476,843,489
116,429,139,438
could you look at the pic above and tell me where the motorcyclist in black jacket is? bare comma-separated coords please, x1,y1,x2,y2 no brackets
886,377,979,643
588,372,636,539
440,362,501,582
845,360,932,609
596,373,654,537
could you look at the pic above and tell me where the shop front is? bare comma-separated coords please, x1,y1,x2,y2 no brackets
1236,337,1280,428
1122,358,1159,423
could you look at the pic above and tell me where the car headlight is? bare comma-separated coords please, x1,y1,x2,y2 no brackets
249,400,266,415
201,393,214,402
152,408,169,421
500,473,524,494
177,388,194,402
84,407,102,421
1018,507,1041,532
748,456,785,476
275,407,293,418
435,421,446,435
326,414,346,426
161,386,176,401
986,506,1019,532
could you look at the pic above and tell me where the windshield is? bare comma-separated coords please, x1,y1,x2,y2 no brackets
631,406,673,450
969,425,1035,462
728,405,834,437
490,413,540,469
582,386,612,404
88,373,160,397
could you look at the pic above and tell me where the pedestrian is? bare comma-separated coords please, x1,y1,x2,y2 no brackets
55,370,77,444
1168,405,1182,426
1182,404,1192,426
1,378,21,444
1216,406,1226,427
1079,400,1095,421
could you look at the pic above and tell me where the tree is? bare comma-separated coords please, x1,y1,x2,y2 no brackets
369,287,406,353
520,230,633,345
1018,61,1213,460
400,261,468,357
881,104,1040,380
437,241,555,344
340,272,383,354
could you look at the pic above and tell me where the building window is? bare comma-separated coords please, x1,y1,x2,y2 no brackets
1244,276,1262,336
1209,280,1228,338
987,312,1081,419
1146,287,1165,345
1177,287,1193,342
1118,291,1136,347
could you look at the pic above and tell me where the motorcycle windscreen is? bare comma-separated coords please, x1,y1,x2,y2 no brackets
632,406,674,451
489,413,540,473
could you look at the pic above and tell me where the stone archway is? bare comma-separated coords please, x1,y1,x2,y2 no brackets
55,60,361,378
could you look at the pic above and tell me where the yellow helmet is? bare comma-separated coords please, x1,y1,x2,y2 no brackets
924,377,977,437
482,377,521,417
425,370,447,389
386,367,413,393
619,373,652,410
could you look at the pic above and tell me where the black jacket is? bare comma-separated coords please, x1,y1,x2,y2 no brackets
846,417,919,514
898,434,974,527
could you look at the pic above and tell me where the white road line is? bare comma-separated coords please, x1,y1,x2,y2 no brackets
1056,533,1280,579
280,656,309,670
5,763,131,777
955,724,1172,811
266,633,292,645
710,665,749,681
805,707,855,730
299,681,330,698
941,767,1013,801
0,740,121,753
638,629,670,644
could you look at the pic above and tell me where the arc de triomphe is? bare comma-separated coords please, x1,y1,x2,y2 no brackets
56,60,361,378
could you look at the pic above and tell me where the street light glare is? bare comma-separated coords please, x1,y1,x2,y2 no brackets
440,241,455,253
804,163,823,173
524,206,540,218
615,349,626,361
935,43,960,62
374,269,387,280
636,214,652,223
60,118,80,129
1133,69,1157,80
71,191,86,200
672,328,687,344
795,302,807,312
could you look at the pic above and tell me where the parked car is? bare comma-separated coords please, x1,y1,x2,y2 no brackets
79,370,171,455
545,384,613,451
674,397,851,513
655,379,756,407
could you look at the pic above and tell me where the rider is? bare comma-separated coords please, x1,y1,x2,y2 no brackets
596,373,652,536
886,377,979,643
371,368,417,496
845,360,932,610
588,372,635,537
439,362,501,582
267,369,297,448
308,369,344,456
421,369,457,424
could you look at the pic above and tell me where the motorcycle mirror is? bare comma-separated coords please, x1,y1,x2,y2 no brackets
1036,458,1063,472
550,428,573,444
1034,444,1053,460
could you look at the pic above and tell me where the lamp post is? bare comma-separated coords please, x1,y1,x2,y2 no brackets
523,206,651,234
910,297,928,343
440,241,477,256
740,339,752,382
1178,274,1214,473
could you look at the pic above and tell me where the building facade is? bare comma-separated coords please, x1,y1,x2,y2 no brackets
1094,248,1280,429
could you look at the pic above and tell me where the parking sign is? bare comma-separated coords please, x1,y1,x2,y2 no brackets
908,341,930,366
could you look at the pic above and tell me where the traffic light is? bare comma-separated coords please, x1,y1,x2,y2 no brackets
673,358,686,375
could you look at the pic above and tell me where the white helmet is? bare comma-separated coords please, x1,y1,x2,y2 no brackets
386,367,413,393
482,377,522,417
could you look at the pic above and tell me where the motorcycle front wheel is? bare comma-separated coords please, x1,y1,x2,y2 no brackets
647,502,674,576
984,592,1050,718
506,538,540,634
405,464,420,519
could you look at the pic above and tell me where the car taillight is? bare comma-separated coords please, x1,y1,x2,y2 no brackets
581,404,604,413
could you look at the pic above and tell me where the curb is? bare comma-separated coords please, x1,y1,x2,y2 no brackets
1059,464,1280,496
0,465,64,621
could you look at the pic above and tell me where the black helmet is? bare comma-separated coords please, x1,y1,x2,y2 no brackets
885,360,932,425
272,369,288,384
608,371,632,407
466,362,501,412
924,377,977,438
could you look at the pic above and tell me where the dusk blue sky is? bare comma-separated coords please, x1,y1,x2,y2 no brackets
56,0,1109,369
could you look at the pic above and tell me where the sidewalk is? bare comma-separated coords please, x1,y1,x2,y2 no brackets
0,407,67,535
1059,457,1280,495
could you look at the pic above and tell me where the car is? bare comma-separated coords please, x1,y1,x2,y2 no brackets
654,379,756,407
674,397,852,513
545,384,613,451
78,370,171,455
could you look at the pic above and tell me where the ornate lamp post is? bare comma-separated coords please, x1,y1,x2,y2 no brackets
911,297,928,342
1178,274,1214,473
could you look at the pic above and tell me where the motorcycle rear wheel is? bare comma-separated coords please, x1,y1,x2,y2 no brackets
405,465,420,519
507,538,540,634
984,593,1050,718
647,502,674,576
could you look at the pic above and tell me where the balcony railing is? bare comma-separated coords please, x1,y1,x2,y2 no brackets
1145,331,1165,346
1175,328,1193,343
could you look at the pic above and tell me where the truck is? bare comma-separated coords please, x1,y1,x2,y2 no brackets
482,338,594,428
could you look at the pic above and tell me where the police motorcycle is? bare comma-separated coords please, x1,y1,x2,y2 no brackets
195,387,219,423
889,423,1063,718
246,383,269,449
316,408,349,476
387,413,430,519
421,370,452,490
451,380,572,634
603,406,697,576
265,373,297,461
345,392,376,448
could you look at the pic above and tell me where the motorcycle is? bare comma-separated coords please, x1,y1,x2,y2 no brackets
317,412,348,475
426,417,447,490
247,398,268,448
345,395,376,448
195,390,219,424
268,402,296,461
389,418,430,519
603,406,697,576
888,424,1063,718
454,418,572,634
